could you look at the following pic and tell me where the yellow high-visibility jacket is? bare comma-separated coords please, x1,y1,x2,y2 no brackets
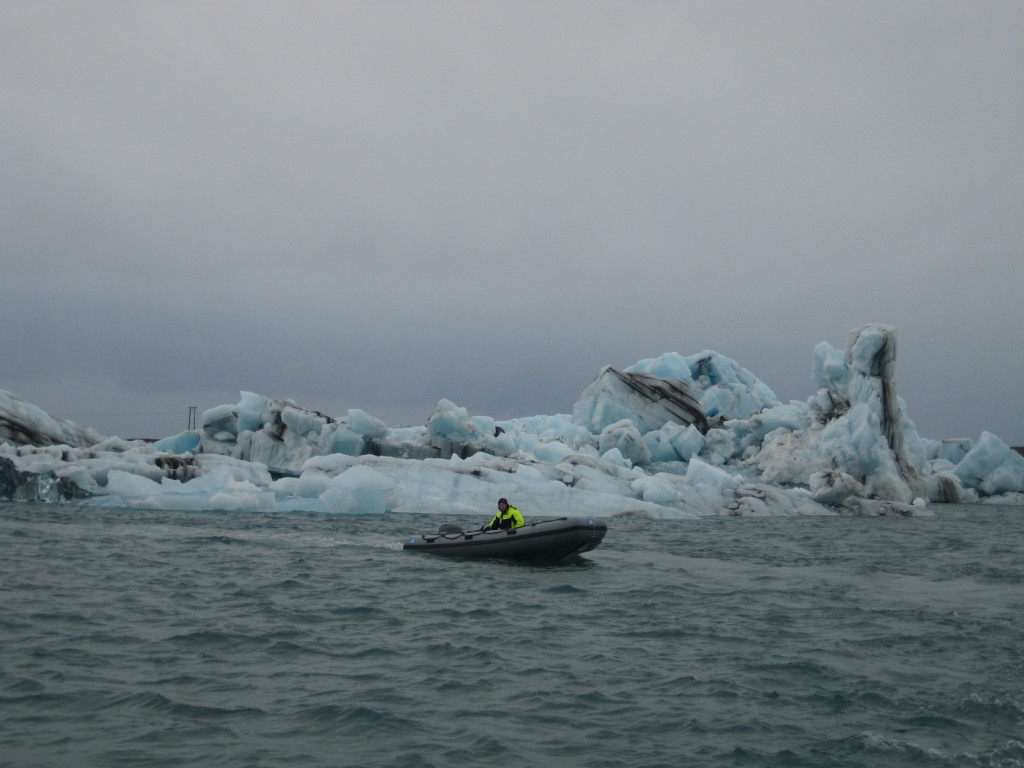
486,505,524,530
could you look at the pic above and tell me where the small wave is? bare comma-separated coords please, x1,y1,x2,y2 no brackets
30,645,112,668
0,691,76,709
953,693,1024,729
335,645,404,662
897,712,973,736
192,535,250,546
100,691,265,720
819,730,1024,767
165,630,271,653
267,639,322,658
540,583,587,595
122,723,236,744
422,641,490,664
742,658,845,685
3,678,46,694
29,611,101,627
293,704,421,737
0,617,31,632
328,604,391,620
985,740,1024,766
618,626,694,640
264,577,306,591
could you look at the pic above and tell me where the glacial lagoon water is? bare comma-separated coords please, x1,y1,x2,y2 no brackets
1,501,1022,768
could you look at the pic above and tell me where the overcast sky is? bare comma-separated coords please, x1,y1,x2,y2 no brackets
2,1,1022,445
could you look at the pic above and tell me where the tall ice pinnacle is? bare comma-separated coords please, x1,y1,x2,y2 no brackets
845,323,923,495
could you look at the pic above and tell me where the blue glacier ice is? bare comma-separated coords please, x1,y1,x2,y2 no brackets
2,324,1022,516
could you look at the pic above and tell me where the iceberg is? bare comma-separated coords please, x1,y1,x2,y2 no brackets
0,390,102,449
2,324,1022,517
572,366,709,434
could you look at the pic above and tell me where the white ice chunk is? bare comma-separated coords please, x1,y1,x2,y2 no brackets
573,367,706,434
153,431,201,454
847,323,897,379
954,432,1024,495
685,457,739,493
347,409,388,439
320,465,396,515
628,350,780,420
0,389,103,448
810,470,863,504
669,424,705,462
320,424,365,456
598,420,650,466
98,466,276,511
642,428,682,463
631,474,680,504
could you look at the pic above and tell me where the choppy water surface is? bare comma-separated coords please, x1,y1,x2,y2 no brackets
1,502,1022,768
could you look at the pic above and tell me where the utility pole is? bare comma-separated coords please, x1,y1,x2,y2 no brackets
187,406,197,431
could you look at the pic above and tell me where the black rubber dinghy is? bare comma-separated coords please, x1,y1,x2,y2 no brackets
403,516,607,562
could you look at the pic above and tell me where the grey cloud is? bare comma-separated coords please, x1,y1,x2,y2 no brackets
2,1,1022,443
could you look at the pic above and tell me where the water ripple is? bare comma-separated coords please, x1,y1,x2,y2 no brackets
2,502,1022,767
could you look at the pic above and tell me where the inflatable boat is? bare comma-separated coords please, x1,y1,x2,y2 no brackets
403,516,607,561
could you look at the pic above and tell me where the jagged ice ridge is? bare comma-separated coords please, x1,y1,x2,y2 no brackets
2,324,1023,518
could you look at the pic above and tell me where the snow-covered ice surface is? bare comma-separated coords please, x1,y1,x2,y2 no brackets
3,324,1022,517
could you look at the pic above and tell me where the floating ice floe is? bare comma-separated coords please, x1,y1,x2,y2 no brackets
2,324,1022,518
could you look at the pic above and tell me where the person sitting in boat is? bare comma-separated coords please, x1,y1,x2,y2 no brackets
484,498,524,530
